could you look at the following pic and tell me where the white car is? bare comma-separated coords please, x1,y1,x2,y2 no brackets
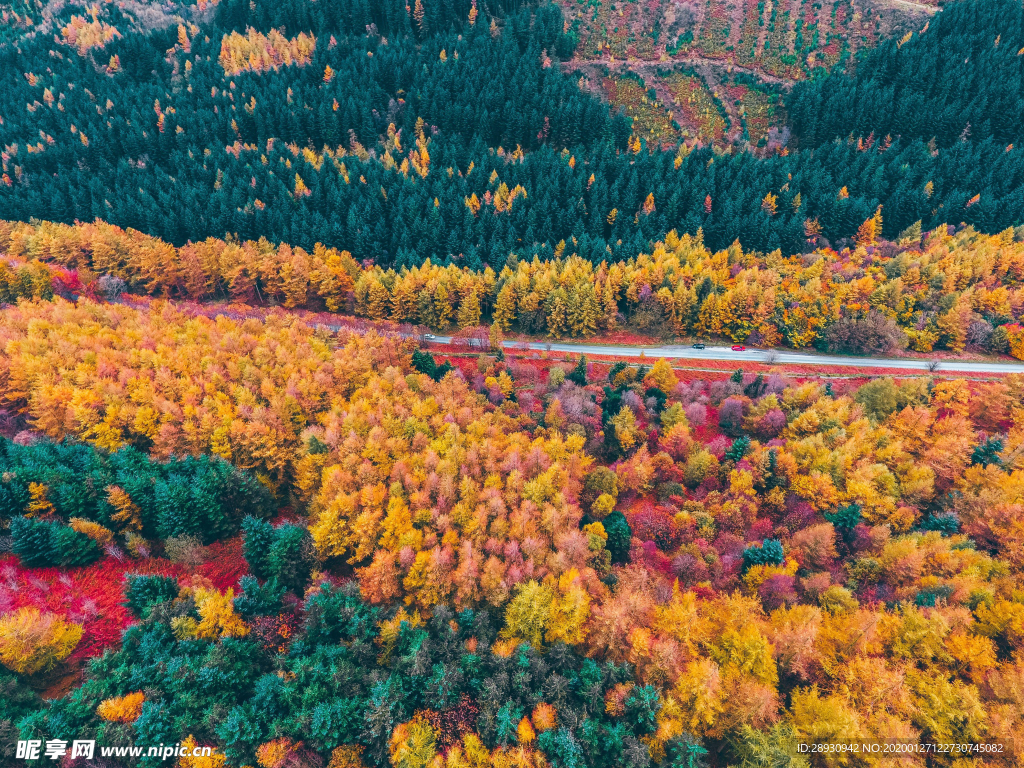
424,333,436,340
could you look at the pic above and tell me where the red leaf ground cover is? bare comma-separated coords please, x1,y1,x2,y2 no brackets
0,537,249,661
0,555,174,661
196,537,250,591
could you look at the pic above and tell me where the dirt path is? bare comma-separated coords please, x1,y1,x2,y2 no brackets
564,56,797,88
879,0,938,13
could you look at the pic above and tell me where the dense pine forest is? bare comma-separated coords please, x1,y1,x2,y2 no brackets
3,0,1024,767
1,0,1022,267
786,0,1024,149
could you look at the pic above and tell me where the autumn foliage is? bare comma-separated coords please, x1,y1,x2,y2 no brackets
60,14,121,55
0,298,411,486
3,218,1022,357
4,0,1024,762
219,28,316,75
96,690,145,723
0,606,82,676
0,256,1023,766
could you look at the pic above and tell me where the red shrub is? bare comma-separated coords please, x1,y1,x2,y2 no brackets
671,553,710,586
0,535,250,661
423,695,480,752
631,540,675,576
691,584,716,600
748,518,774,541
249,611,303,655
758,574,798,611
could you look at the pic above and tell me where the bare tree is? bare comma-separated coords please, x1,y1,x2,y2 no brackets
824,311,908,356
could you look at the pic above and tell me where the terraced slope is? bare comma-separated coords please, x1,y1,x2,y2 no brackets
560,0,936,148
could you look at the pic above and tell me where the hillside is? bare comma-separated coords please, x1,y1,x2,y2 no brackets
1,0,1020,266
557,0,936,148
557,0,935,76
787,0,1024,148
1,294,1024,767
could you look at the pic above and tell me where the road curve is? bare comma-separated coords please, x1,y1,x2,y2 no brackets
426,337,1024,374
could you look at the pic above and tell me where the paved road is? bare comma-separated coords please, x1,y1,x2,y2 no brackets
426,337,1024,374
173,305,1021,373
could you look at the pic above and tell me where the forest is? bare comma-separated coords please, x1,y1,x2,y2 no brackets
0,298,1023,767
0,0,1022,265
2,0,1024,765
785,0,1024,150
2,217,1023,356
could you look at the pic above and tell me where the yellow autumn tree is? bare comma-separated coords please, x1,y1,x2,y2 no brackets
26,482,55,516
69,517,114,546
545,569,591,646
489,320,505,352
106,485,142,531
493,284,517,331
218,28,316,75
434,282,453,328
501,581,555,648
517,718,536,744
389,715,436,768
327,745,368,768
0,607,82,676
642,193,656,215
610,406,640,453
644,358,678,393
177,736,226,768
458,289,482,328
97,691,146,723
1006,324,1024,360
193,588,249,640
413,0,426,33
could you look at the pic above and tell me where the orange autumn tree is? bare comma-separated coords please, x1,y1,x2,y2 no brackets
2,218,1023,349
61,14,121,54
97,691,146,723
0,218,363,310
1006,324,1024,360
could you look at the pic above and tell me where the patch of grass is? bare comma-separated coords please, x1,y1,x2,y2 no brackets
665,73,729,144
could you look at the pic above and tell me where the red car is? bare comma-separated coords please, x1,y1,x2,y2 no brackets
731,345,746,351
